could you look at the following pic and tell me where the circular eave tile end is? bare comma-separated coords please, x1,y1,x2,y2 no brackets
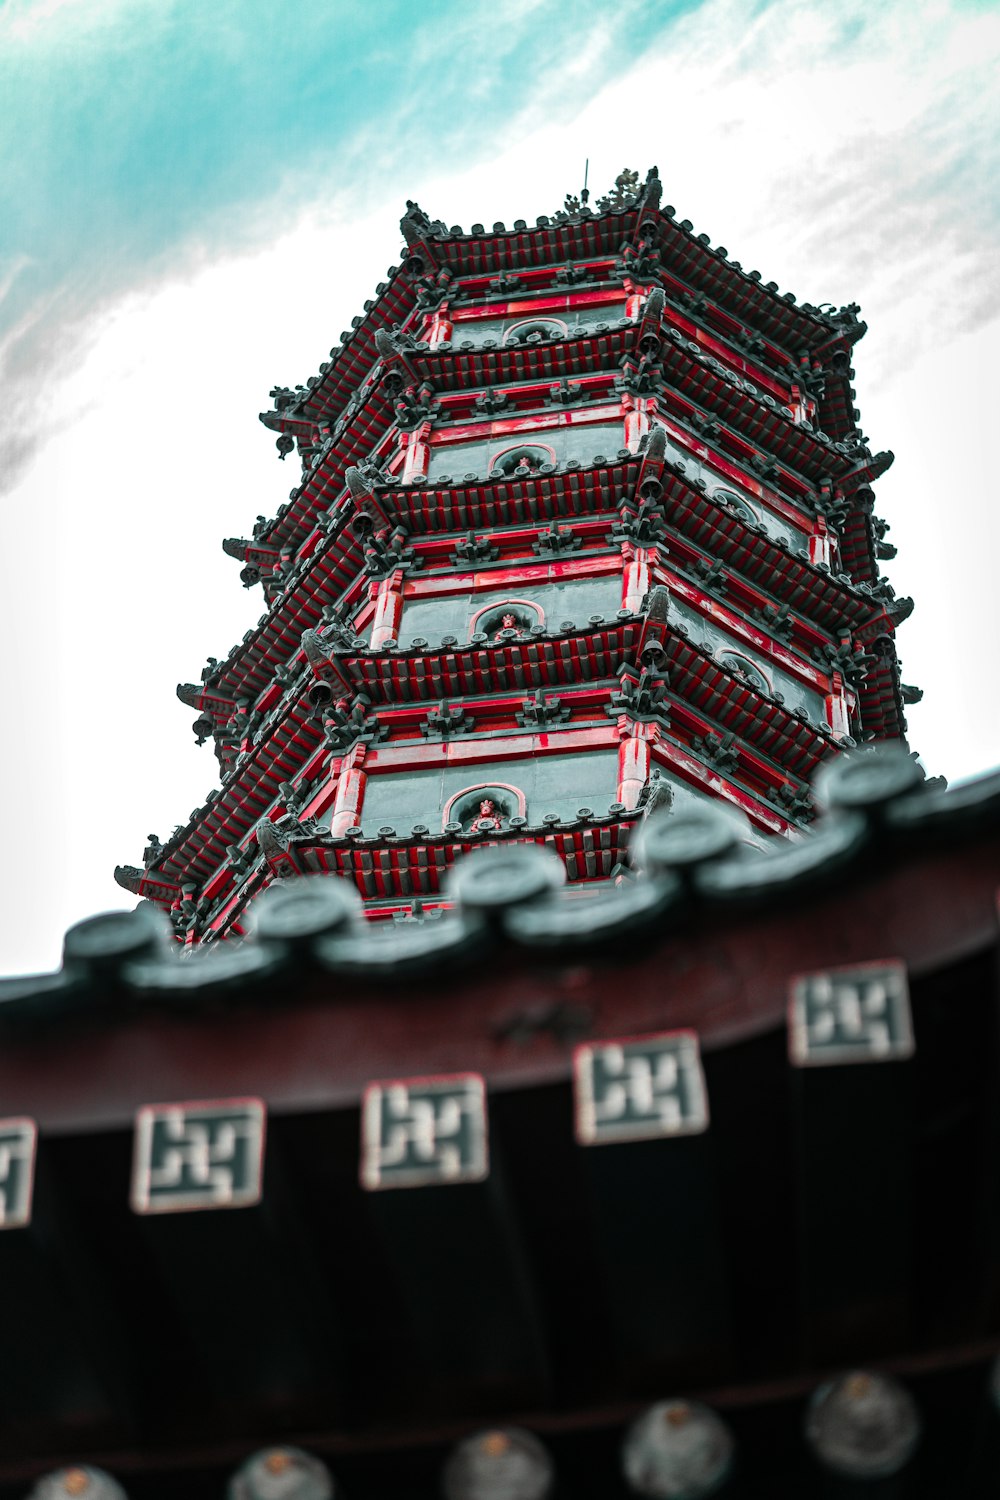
447,844,566,914
251,874,361,944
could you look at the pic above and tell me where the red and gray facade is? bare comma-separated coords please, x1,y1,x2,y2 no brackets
6,174,998,1498
114,166,915,939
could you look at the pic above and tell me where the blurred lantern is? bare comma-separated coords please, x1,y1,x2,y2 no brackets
805,1371,920,1479
228,1446,335,1500
442,1427,554,1500
622,1399,734,1498
28,1470,128,1499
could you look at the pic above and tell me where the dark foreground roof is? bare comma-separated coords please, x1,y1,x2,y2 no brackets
6,748,997,1032
1,747,999,1497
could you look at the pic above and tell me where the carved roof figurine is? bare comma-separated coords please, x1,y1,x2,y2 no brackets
400,200,431,246
639,767,673,818
642,163,663,213
641,424,667,462
399,199,447,247
343,465,375,511
641,584,670,624
255,817,289,861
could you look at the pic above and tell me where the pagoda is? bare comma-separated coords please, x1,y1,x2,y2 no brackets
11,166,1000,1500
115,166,916,940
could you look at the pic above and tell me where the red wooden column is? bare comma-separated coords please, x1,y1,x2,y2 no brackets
401,421,431,484
622,392,653,454
824,670,851,740
623,278,651,321
788,378,818,426
621,542,651,612
427,302,453,348
809,515,833,570
330,745,369,837
370,569,405,649
616,720,659,810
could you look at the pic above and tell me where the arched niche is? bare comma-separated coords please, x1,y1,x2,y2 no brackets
503,317,568,346
469,596,544,639
443,782,527,834
489,442,557,477
718,649,770,693
714,488,759,525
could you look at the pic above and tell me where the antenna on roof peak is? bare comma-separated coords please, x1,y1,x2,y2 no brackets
581,158,590,205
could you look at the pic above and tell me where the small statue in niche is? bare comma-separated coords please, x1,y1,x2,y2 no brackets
469,798,503,833
494,446,545,478
494,611,522,639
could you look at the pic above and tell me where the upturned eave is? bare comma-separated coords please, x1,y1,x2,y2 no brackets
203,456,890,714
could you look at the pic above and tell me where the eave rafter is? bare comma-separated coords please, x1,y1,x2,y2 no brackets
368,312,872,496
263,391,397,543
429,253,856,447
139,696,329,894
203,448,890,716
136,690,815,939
654,470,881,633
250,183,875,579
131,582,839,921
650,331,877,485
857,637,909,742
255,170,868,555
221,813,640,915
407,171,859,358
156,683,818,934
203,512,368,708
260,270,416,441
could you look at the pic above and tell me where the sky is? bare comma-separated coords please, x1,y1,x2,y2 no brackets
1,0,998,975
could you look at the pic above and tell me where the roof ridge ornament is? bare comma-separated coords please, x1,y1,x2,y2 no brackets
556,165,650,223
594,167,641,214
399,199,447,250
375,326,421,394
637,288,665,356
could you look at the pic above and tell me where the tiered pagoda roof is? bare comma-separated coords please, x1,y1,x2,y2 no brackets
116,168,915,943
6,174,989,1500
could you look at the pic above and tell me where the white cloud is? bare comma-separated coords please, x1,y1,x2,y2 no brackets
1,0,998,973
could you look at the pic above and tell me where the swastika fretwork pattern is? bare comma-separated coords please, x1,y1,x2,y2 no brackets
130,1098,266,1214
0,1119,36,1229
574,1031,709,1145
361,1074,488,1190
789,960,913,1066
